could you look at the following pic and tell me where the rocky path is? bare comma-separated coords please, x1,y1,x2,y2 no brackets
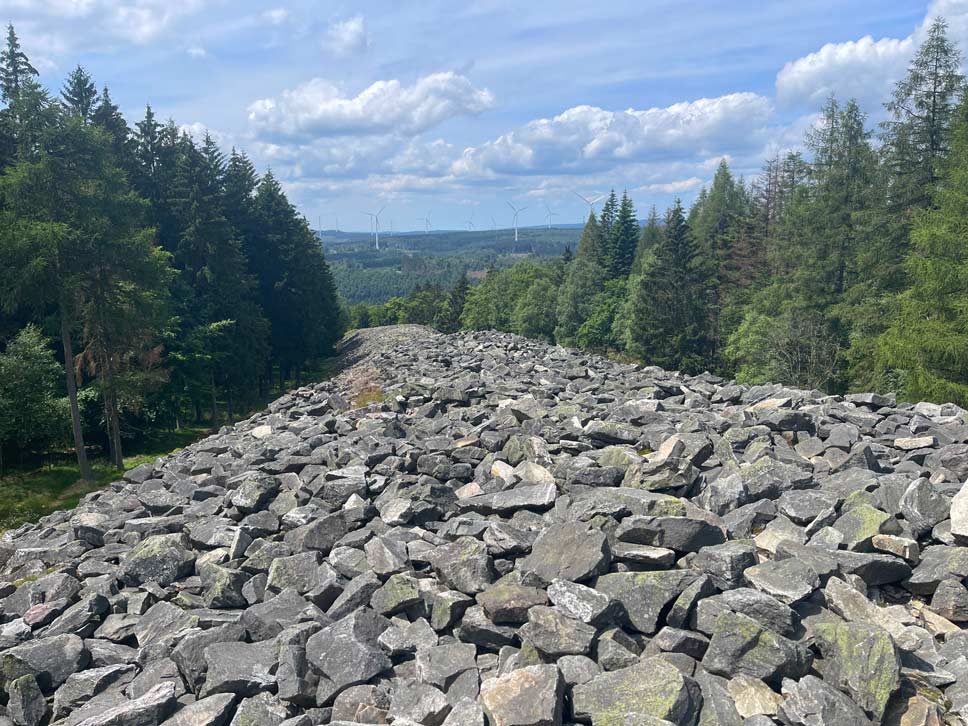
2,328,968,725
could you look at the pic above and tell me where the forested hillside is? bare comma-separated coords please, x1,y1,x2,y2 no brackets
327,226,582,304
0,25,344,476
360,18,968,408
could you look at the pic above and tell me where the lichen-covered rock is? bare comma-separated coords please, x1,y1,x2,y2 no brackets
812,620,899,720
572,659,702,726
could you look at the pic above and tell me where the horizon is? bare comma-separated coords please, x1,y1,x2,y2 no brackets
4,0,959,231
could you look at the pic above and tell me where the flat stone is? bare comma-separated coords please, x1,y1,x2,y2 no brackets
479,665,563,726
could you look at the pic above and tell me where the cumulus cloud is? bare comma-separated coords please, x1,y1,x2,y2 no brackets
186,45,207,58
248,72,495,141
776,0,968,109
450,93,773,178
325,15,369,57
776,35,914,107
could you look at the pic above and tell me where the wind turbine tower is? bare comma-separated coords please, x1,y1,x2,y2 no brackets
543,201,559,229
507,201,528,243
363,205,386,250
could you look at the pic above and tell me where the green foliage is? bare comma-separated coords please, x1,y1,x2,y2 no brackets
555,257,605,347
628,201,709,373
0,25,344,474
0,326,68,470
875,93,968,405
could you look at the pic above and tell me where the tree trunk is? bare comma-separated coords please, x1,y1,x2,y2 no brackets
106,389,123,471
210,371,219,429
61,315,93,481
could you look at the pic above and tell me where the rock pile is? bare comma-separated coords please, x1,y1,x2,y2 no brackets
3,327,968,725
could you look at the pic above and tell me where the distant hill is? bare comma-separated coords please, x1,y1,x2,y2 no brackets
321,225,584,304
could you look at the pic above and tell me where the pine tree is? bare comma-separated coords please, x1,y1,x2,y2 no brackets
0,24,37,103
61,65,98,121
627,201,708,372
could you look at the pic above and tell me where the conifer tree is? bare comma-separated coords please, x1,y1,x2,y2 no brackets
555,257,605,347
574,212,606,266
627,201,708,372
0,24,37,103
883,17,964,212
876,93,968,405
61,65,98,121
606,191,638,278
631,206,661,276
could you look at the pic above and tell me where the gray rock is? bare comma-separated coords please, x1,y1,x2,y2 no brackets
479,665,563,726
572,659,701,726
702,612,811,686
120,533,195,586
200,640,277,698
161,693,237,726
518,606,596,656
519,523,609,585
306,609,391,692
812,619,899,720
8,674,48,726
778,675,872,725
595,571,698,634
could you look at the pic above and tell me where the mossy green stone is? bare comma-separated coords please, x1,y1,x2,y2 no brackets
814,620,899,720
572,658,701,726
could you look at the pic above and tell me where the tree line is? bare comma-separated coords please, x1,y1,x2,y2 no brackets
358,18,968,408
0,25,344,477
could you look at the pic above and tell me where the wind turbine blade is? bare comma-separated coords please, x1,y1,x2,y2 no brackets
506,201,516,212
572,190,589,204
590,195,604,204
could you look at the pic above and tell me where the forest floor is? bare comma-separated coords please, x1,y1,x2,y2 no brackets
0,325,434,533
0,427,206,532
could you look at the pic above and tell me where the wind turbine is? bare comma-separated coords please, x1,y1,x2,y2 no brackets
507,201,528,243
419,212,432,232
363,205,386,250
543,202,559,230
464,213,475,231
573,190,604,219
491,216,497,231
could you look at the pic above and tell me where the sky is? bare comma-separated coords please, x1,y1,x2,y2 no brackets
2,0,965,232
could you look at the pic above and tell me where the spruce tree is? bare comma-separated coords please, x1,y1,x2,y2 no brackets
876,94,968,405
574,212,607,266
0,24,37,103
631,206,661,275
555,257,605,347
61,65,98,121
627,201,708,372
606,191,638,278
883,17,964,211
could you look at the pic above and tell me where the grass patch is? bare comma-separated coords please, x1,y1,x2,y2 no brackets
352,386,386,408
0,426,206,533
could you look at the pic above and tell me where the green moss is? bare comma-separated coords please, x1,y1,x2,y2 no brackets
12,565,57,588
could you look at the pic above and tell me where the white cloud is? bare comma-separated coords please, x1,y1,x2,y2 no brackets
450,93,773,178
264,8,288,25
775,0,968,109
248,72,495,140
186,45,207,58
776,35,914,107
325,15,369,57
638,177,704,194
0,0,208,52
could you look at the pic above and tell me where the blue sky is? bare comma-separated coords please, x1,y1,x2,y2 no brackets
2,0,961,231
